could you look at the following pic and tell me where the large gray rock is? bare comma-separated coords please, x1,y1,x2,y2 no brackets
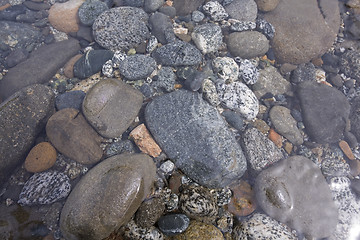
0,84,55,188
0,38,80,101
82,78,143,138
224,0,257,22
60,153,156,240
264,0,340,64
118,54,157,80
145,90,247,188
297,81,350,144
149,12,174,44
255,156,338,239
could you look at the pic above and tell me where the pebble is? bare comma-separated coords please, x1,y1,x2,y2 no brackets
340,50,360,81
255,156,338,239
255,0,280,12
350,96,360,141
158,5,176,18
24,142,57,173
252,118,270,134
221,110,244,131
63,54,82,78
291,62,316,84
157,214,190,236
192,10,204,22
227,31,269,59
144,0,163,12
173,220,224,240
5,48,29,68
212,57,239,83
78,0,108,26
268,128,282,147
229,20,256,32
339,140,355,160
201,79,220,106
216,81,259,120
227,180,256,217
0,5,26,20
152,66,176,92
118,54,156,80
159,160,175,175
129,123,162,157
215,208,233,233
202,1,228,21
18,171,71,206
256,18,276,39
149,12,175,44
135,197,165,228
224,0,257,22
191,23,223,54
238,59,259,85
104,140,135,158
124,219,164,240
321,157,350,178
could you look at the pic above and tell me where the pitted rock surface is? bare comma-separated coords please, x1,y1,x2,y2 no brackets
145,90,247,188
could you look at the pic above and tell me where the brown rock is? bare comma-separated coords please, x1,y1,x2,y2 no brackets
284,141,293,154
48,0,85,33
64,54,82,78
227,181,256,217
129,124,162,157
46,108,103,165
173,220,224,240
135,197,165,228
24,142,57,173
169,172,183,194
255,0,280,12
252,119,270,134
339,140,355,161
268,128,282,148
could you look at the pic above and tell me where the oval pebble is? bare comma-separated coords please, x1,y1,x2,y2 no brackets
157,214,190,236
173,220,224,240
24,142,57,173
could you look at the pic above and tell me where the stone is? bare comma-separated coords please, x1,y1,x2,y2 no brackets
46,108,103,165
216,81,259,120
157,214,190,236
145,90,247,188
230,20,256,32
221,110,244,131
55,90,86,111
123,219,164,240
5,48,29,68
321,157,350,178
191,23,223,54
290,62,316,84
0,85,54,187
340,50,360,81
74,50,114,79
256,18,276,39
78,0,108,26
172,0,204,16
152,66,176,92
93,7,150,51
212,57,239,83
201,79,220,106
135,197,165,228
152,41,202,66
24,142,57,173
123,0,144,7
202,1,228,21
227,31,269,59
173,220,224,240
23,1,50,10
48,0,85,33
129,123,162,157
241,127,284,172
224,0,257,21
232,213,298,239
339,140,355,161
350,96,360,141
255,0,280,12
158,5,176,18
60,153,157,240
0,5,26,20
63,54,82,78
253,65,292,99
118,54,157,80
0,21,40,50
82,78,143,138
227,180,256,217
268,128,282,147
149,12,174,44
18,171,71,206
263,0,340,64
192,10,204,22
238,59,259,85
144,0,163,12
297,81,350,143
0,39,80,100
104,140,135,158
255,156,338,239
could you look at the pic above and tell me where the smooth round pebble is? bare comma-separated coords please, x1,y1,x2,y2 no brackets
157,214,190,236
227,31,269,59
173,220,224,240
135,197,165,228
119,54,156,80
25,142,57,173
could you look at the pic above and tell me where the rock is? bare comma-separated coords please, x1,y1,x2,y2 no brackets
152,66,176,92
238,59,259,85
255,156,338,239
321,156,350,178
23,1,50,10
24,142,57,173
78,0,108,26
158,5,176,18
55,90,86,111
221,110,244,131
224,0,257,21
268,128,282,147
255,0,280,12
290,62,316,84
159,160,175,175
123,0,144,7
192,10,204,22
135,197,165,228
18,171,71,206
82,78,143,138
149,12,175,44
191,23,223,54
297,81,350,143
340,50,360,81
227,180,256,217
216,81,259,120
256,18,276,39
129,123,162,157
241,127,284,173
48,0,85,33
173,0,204,16
46,108,103,165
230,20,256,32
227,31,269,59
339,140,355,161
144,0,163,12
215,208,233,233
0,5,26,20
0,39,80,100
145,90,247,188
60,153,157,240
232,213,298,239
63,54,82,78
173,220,224,240
212,57,239,83
0,21,41,50
202,1,228,21
123,219,164,240
74,50,114,79
104,140,135,158
93,7,150,51
5,48,29,68
118,54,157,80
152,41,202,66
0,84,54,188
263,0,340,64
269,106,303,145
350,96,360,141
253,65,291,99
201,79,220,106
157,214,190,236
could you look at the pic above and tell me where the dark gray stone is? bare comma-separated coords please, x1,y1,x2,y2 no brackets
0,38,80,101
157,214,190,236
78,0,109,26
149,12,175,44
340,50,360,81
74,49,113,79
124,0,144,7
135,197,165,228
227,31,269,59
158,6,176,18
255,156,338,239
5,48,29,68
224,0,257,21
152,66,176,92
221,110,244,131
297,81,350,143
0,84,55,188
104,140,135,158
0,21,41,49
23,1,51,11
55,90,86,111
152,41,202,66
290,63,316,84
172,0,205,16
144,0,163,12
145,90,247,188
350,96,360,141
118,54,156,80
0,5,26,21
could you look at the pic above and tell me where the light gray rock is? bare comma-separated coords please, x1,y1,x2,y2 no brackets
191,23,223,54
202,79,220,106
212,57,239,83
227,31,269,59
255,0,280,12
152,66,176,92
118,54,157,80
239,59,259,85
202,1,228,21
224,0,257,21
144,0,163,12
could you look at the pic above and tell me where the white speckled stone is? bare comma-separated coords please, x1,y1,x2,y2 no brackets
202,79,220,106
191,23,223,54
239,59,258,85
203,1,228,21
212,57,239,83
216,81,259,120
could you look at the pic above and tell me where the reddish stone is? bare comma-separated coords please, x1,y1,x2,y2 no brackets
268,128,282,148
339,140,355,161
24,142,57,173
227,181,256,217
129,123,162,157
64,54,82,78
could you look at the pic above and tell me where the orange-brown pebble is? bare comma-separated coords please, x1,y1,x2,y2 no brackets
174,84,183,89
25,142,57,173
268,128,282,148
129,123,162,157
311,57,323,67
169,172,183,194
339,140,355,161
284,141,293,154
64,54,82,78
0,3,11,10
227,180,256,217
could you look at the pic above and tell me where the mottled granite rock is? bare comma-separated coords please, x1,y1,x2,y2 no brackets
118,54,157,80
191,23,223,54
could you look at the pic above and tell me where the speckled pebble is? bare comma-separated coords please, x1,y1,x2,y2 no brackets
159,160,175,175
104,140,135,158
212,57,239,83
192,23,223,54
321,157,350,178
124,219,164,240
202,1,228,21
215,208,233,233
78,0,108,26
135,197,165,228
119,54,157,80
173,220,224,240
210,188,232,206
227,180,256,217
152,66,176,92
202,79,220,106
102,59,114,77
192,10,205,22
239,59,259,85
256,18,275,39
230,20,256,32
